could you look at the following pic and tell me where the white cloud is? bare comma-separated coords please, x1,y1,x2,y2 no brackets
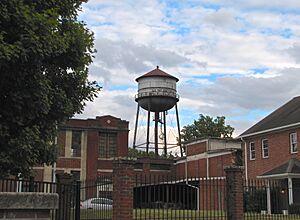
76,0,300,142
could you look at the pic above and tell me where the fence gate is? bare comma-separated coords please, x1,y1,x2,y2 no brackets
80,175,113,220
133,174,227,220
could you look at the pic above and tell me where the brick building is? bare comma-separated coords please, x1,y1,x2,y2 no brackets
175,138,242,179
239,96,300,205
127,138,242,179
33,115,129,182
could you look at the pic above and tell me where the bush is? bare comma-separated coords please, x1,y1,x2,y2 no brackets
289,203,300,214
244,188,267,212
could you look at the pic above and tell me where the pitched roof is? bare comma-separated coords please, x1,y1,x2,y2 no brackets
259,158,300,177
240,96,300,137
136,66,179,82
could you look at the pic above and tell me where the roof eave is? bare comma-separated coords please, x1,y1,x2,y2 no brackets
257,173,300,179
238,122,300,139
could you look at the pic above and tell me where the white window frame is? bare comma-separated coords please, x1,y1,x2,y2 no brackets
249,142,256,160
262,139,269,159
290,132,298,154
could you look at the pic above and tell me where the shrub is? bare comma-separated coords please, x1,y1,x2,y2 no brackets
289,203,300,214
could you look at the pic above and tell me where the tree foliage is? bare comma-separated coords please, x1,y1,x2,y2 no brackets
181,114,234,142
0,0,99,177
128,148,177,159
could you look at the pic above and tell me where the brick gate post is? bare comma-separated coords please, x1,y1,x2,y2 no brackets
224,166,244,220
112,158,135,220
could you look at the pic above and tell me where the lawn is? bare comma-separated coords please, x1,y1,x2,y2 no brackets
78,209,300,220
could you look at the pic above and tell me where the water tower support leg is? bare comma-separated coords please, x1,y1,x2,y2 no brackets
175,104,183,157
146,108,150,153
163,111,167,156
133,104,140,149
154,111,159,156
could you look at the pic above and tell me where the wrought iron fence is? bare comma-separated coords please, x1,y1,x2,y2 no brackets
244,179,300,220
133,174,227,220
80,175,113,220
0,177,57,193
0,177,77,220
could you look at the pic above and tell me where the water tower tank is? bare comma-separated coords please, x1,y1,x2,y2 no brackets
135,66,179,112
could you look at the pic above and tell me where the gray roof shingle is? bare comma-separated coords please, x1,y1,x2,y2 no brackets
240,96,300,137
260,158,300,176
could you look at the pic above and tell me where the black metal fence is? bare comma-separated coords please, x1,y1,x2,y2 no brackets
133,174,227,220
5,175,300,220
79,175,113,220
0,176,57,193
0,177,77,220
244,179,300,220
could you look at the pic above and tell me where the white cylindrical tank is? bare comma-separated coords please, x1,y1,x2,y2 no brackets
135,66,179,112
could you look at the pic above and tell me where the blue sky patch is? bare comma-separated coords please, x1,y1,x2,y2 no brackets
230,109,270,121
260,28,293,39
108,85,135,91
190,73,242,82
250,67,269,74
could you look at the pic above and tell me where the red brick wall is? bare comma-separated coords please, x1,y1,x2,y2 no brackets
97,159,113,170
175,153,235,178
199,179,226,210
112,160,134,220
53,115,129,181
209,154,235,177
118,131,129,157
86,130,99,180
225,166,244,220
186,141,207,156
245,128,300,179
56,158,81,169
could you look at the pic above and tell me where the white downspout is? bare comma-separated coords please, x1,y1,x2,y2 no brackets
288,177,293,205
206,139,209,178
241,137,248,182
185,144,188,184
267,180,271,214
52,134,57,183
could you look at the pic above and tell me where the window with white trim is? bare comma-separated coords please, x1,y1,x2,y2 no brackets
290,133,298,153
262,139,269,158
249,142,255,160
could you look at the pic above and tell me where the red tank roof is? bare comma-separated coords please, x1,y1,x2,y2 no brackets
136,66,179,82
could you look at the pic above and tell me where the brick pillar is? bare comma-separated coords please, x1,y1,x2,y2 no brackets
112,159,135,220
224,166,244,220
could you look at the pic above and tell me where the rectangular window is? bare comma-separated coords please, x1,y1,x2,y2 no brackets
71,131,81,157
99,133,117,158
249,142,255,160
290,133,298,153
262,139,269,158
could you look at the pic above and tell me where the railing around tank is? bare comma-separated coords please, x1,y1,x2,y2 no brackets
135,91,179,99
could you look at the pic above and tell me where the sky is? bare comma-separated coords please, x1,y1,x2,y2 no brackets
76,0,300,147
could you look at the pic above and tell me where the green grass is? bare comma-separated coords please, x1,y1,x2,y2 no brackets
133,209,226,219
74,209,300,220
244,212,300,220
80,209,112,219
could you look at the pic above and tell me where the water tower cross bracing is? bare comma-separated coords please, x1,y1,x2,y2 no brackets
133,66,183,156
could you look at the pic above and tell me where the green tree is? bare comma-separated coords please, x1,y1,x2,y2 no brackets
128,148,176,159
181,114,234,142
0,0,99,177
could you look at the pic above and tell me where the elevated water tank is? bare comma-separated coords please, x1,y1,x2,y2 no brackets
135,66,179,112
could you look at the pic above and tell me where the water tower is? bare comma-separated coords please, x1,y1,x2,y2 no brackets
133,66,183,156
